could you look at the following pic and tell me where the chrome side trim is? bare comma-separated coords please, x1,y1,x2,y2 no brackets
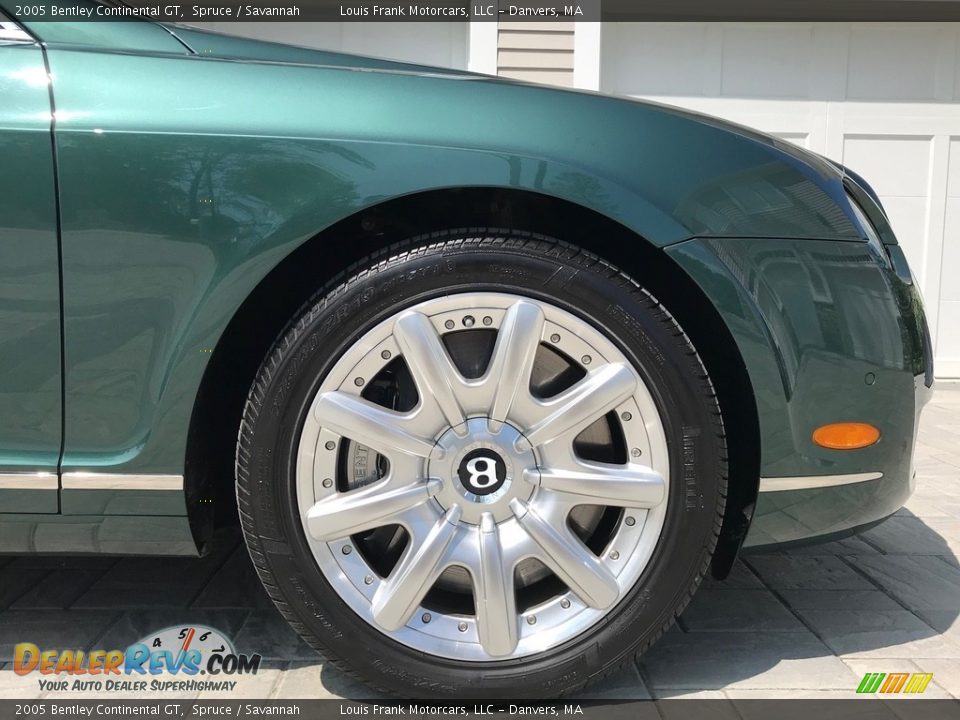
759,471,883,492
0,472,58,490
61,473,183,491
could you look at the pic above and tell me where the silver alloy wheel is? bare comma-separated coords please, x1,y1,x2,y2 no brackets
296,293,669,661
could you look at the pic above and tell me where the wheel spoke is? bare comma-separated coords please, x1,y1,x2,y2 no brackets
486,301,545,431
372,505,462,631
305,479,442,542
519,364,637,450
529,465,665,508
314,391,436,459
510,499,619,609
394,311,466,431
474,513,519,656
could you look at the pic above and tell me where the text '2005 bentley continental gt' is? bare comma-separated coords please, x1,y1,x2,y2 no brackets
0,2,933,697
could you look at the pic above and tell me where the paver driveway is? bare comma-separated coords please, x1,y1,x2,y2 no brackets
1,383,958,701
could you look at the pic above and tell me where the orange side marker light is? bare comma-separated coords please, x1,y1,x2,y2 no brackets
812,422,880,450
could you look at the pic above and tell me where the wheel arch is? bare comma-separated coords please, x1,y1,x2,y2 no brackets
184,186,759,578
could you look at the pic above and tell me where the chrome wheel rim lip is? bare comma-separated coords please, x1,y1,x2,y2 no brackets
296,292,670,661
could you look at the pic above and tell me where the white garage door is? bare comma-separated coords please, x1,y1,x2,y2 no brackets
601,22,960,378
192,22,468,69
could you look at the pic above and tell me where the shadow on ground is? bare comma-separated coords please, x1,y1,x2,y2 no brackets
1,505,959,700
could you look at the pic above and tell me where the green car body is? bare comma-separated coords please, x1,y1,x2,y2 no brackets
0,5,932,571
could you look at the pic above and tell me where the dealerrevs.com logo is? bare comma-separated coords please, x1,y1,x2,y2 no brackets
13,625,261,693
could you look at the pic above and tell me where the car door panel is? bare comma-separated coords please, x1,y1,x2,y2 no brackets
0,37,62,512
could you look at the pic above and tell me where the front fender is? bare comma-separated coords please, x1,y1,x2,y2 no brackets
43,45,862,505
668,236,930,547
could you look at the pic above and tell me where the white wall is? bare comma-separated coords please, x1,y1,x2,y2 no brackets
497,21,575,87
600,22,960,378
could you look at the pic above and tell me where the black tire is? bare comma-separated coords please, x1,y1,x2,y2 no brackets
237,230,727,698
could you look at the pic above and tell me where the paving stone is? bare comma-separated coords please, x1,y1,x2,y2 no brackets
851,554,960,614
638,631,857,690
898,496,952,520
913,453,957,471
916,472,960,498
905,658,960,698
0,569,49,610
915,428,960,457
911,482,960,507
930,454,960,474
915,610,960,635
573,663,651,700
73,552,233,609
10,569,106,610
797,609,960,659
779,536,880,556
0,610,116,662
272,661,388,700
0,668,45,699
679,588,805,632
232,610,318,661
701,560,763,589
777,590,902,612
860,517,959,556
919,518,960,546
745,555,875,591
5,556,118,571
192,545,272,609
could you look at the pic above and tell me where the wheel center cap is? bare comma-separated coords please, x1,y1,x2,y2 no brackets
457,449,508,496
428,418,538,524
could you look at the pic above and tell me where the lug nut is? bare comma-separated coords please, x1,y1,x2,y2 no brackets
325,441,336,451
381,350,392,360
463,315,475,327
458,622,468,633
444,320,455,330
482,316,493,326
364,575,373,585
610,550,620,561
526,615,537,625
342,545,352,555
581,355,592,365
631,448,642,458
560,598,571,609
621,411,632,421
422,613,432,624
625,516,636,527
550,333,561,344
354,377,364,387
322,478,333,489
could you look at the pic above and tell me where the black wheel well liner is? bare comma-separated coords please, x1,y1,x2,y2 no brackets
184,187,760,578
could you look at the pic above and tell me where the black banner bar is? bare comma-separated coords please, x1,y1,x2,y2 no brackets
11,0,960,22
1,700,960,720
